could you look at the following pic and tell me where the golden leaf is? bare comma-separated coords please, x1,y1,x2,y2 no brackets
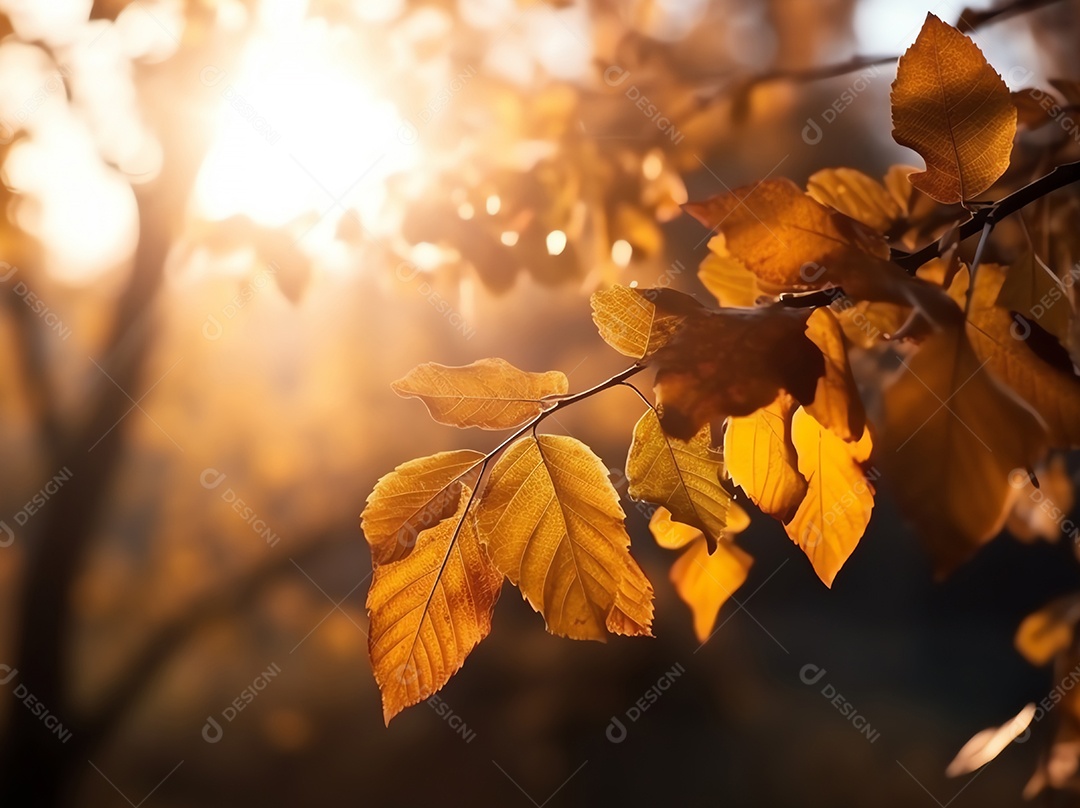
949,264,1080,447
890,14,1016,203
683,178,891,291
806,167,903,234
590,285,694,360
803,308,866,441
367,487,502,724
724,392,807,521
649,506,752,642
784,409,874,587
626,410,729,551
879,324,1046,575
361,450,483,565
698,235,764,308
1015,594,1080,666
392,358,567,430
475,434,654,640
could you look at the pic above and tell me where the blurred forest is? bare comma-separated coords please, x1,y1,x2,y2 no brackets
1,0,1080,806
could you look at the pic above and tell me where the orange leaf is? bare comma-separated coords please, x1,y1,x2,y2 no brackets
890,14,1016,203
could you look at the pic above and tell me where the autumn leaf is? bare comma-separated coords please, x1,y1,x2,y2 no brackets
392,358,568,430
682,178,890,291
995,247,1072,344
879,324,1047,575
650,505,752,642
698,235,767,308
367,486,502,724
806,167,903,235
948,264,1080,447
890,14,1017,204
361,450,484,565
475,434,654,640
590,284,688,360
626,410,729,551
784,409,874,587
724,392,807,521
649,300,825,441
803,308,865,441
1015,594,1080,666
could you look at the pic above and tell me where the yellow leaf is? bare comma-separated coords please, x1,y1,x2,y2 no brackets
949,264,1080,447
590,285,688,360
361,450,483,565
1015,594,1080,666
879,324,1046,575
785,409,874,587
698,235,764,308
804,308,866,441
724,393,807,521
626,410,730,550
996,248,1072,344
367,486,502,724
806,167,903,234
669,533,753,643
890,14,1016,203
392,358,567,430
475,434,654,640
648,506,753,642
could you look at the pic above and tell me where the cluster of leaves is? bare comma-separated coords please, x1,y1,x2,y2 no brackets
362,13,1080,794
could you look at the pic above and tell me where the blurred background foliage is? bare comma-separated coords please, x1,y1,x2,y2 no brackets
1,0,1079,805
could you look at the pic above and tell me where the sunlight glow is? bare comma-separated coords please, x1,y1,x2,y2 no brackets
611,239,633,267
545,230,567,256
194,16,417,239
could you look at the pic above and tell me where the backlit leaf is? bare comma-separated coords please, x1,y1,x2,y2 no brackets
803,308,866,440
590,285,687,360
949,264,1080,447
1015,594,1080,666
890,14,1016,203
946,703,1037,778
626,410,730,551
698,235,765,308
785,409,874,587
806,167,903,234
475,434,654,640
724,393,807,521
879,324,1047,575
367,487,502,724
996,247,1072,344
392,358,568,430
362,450,484,565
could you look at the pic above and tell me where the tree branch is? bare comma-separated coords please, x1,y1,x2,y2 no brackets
725,0,1065,94
779,159,1080,310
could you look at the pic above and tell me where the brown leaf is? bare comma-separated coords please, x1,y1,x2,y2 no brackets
879,324,1047,575
806,167,904,234
890,14,1016,203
